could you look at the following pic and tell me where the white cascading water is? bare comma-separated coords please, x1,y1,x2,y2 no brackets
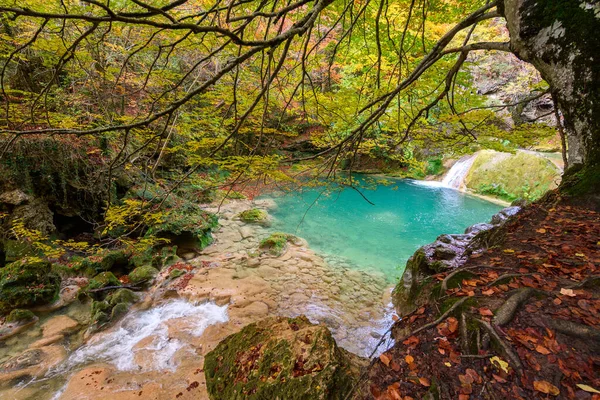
441,154,477,190
49,300,228,375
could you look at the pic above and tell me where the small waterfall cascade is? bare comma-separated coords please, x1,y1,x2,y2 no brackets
442,154,477,190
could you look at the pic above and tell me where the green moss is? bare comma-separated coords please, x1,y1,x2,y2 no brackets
238,209,268,223
259,233,296,256
169,268,186,279
110,302,129,319
87,272,120,291
204,316,360,400
5,309,35,323
0,260,61,314
106,288,137,306
90,300,111,316
128,265,159,284
560,164,600,197
466,150,560,201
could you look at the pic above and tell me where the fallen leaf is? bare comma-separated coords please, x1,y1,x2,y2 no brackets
418,377,431,387
536,228,546,234
503,249,515,254
553,298,562,305
479,307,494,316
447,317,459,333
535,345,551,355
560,288,576,297
379,353,391,367
490,356,510,373
392,314,399,321
575,253,586,257
576,384,600,394
482,288,495,296
405,355,414,364
444,362,452,367
533,380,560,396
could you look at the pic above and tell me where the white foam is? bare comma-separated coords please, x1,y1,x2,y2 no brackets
51,300,228,374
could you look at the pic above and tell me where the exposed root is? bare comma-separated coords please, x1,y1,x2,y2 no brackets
396,297,469,343
567,275,600,290
493,288,534,326
488,273,536,287
544,317,600,345
478,319,523,374
441,266,479,291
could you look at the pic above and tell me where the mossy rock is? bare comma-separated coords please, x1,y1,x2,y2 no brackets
259,233,297,257
0,260,61,314
5,309,36,323
87,272,121,291
90,300,111,316
238,209,268,224
204,316,366,400
72,249,133,275
110,302,129,320
106,288,138,306
465,150,560,201
128,266,159,285
169,268,186,279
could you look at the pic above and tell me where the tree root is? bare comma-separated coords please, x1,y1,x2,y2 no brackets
478,319,523,374
441,266,479,291
396,297,469,343
488,273,536,287
567,275,600,290
493,288,534,326
544,317,600,343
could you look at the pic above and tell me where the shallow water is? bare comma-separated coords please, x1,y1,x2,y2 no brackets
265,177,502,280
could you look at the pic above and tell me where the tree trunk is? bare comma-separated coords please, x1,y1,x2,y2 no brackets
501,0,600,168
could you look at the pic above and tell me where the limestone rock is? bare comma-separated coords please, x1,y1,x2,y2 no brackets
0,189,30,206
204,316,366,400
10,198,55,235
41,315,79,338
393,205,521,316
0,260,61,314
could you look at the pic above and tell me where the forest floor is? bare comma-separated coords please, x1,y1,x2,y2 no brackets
362,197,600,399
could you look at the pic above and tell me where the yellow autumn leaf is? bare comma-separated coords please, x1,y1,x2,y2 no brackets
536,228,546,233
533,380,560,396
503,249,515,254
490,356,510,373
576,384,600,394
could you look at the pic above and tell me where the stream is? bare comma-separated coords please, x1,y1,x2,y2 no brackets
1,176,503,399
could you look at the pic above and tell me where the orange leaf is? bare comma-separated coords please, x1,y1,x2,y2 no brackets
419,377,431,387
479,308,494,316
392,314,399,321
447,317,459,333
482,288,495,296
405,355,414,364
535,345,551,355
379,353,392,367
533,380,560,396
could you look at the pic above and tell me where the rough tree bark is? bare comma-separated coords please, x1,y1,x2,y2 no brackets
501,0,600,169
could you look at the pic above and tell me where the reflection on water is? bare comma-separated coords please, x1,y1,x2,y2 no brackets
264,177,502,279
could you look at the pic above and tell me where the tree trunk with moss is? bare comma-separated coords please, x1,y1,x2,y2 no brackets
501,0,600,170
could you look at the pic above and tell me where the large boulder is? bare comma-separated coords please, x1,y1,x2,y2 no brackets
204,316,366,400
393,206,521,316
0,260,60,314
9,198,55,235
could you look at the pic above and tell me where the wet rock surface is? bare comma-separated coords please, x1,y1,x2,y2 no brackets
393,205,521,316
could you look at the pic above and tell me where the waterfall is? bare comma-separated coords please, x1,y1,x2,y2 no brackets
442,154,477,190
